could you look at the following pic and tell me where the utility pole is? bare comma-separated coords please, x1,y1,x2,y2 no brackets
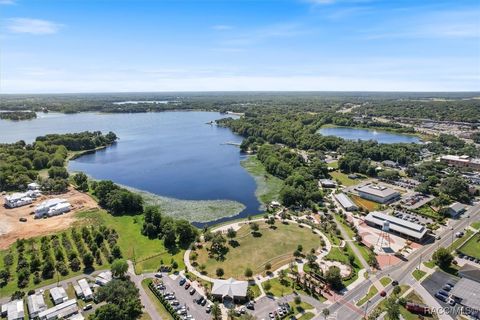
417,253,422,271
364,300,370,319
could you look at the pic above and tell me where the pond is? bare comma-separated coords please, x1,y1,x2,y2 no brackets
0,112,262,225
318,127,421,144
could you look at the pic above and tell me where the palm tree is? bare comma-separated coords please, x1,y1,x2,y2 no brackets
227,308,236,320
322,308,330,319
212,302,222,320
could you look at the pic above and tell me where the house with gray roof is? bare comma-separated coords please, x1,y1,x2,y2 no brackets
212,278,248,302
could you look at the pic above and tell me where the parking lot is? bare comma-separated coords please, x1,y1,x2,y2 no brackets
152,273,212,320
421,270,462,318
247,296,292,320
392,209,433,227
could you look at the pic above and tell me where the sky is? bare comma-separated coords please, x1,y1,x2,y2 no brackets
0,0,479,93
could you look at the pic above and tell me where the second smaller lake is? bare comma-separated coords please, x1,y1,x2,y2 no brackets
318,127,421,144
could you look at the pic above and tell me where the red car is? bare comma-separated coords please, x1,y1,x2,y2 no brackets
380,291,386,297
185,283,191,289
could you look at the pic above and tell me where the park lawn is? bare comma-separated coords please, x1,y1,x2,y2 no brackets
142,279,174,320
289,301,314,313
471,221,480,230
77,209,185,274
356,285,378,306
380,277,391,287
327,161,339,169
412,269,426,281
241,155,284,205
249,283,262,299
458,232,480,259
424,261,436,269
262,277,294,297
325,247,349,264
334,214,355,239
448,230,473,252
298,313,315,320
350,194,381,212
195,222,322,279
330,171,362,187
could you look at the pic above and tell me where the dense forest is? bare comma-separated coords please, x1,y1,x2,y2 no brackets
0,111,36,121
0,92,478,123
0,131,117,191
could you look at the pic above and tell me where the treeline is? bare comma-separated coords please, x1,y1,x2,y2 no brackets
356,99,480,123
142,206,198,248
91,180,144,215
257,144,326,208
0,111,36,121
0,131,117,191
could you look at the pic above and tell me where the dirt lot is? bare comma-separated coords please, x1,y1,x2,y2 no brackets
0,188,98,250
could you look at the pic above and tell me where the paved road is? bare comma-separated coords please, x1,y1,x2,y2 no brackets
127,260,162,320
313,203,480,320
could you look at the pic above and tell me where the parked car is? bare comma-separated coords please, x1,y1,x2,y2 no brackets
392,280,399,286
185,283,191,289
179,278,186,286
83,304,93,311
189,288,196,295
206,305,211,313
154,272,163,278
435,293,447,302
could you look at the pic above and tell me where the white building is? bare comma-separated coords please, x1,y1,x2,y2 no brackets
212,278,248,302
77,279,93,300
356,184,400,204
440,155,480,171
38,299,78,320
365,211,428,242
27,293,47,318
50,286,68,305
319,179,337,188
334,193,358,211
4,192,33,208
95,271,112,286
1,300,24,320
447,202,466,218
35,199,71,219
27,182,40,190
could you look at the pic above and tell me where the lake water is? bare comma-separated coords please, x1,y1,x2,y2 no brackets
318,127,421,144
0,112,262,224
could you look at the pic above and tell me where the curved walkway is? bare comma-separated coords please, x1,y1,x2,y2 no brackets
184,214,334,287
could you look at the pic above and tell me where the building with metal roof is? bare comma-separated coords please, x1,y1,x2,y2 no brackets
1,300,24,320
27,293,47,318
365,211,428,241
334,193,358,211
319,179,337,188
50,286,68,305
459,264,480,283
447,202,466,217
212,278,248,302
77,279,93,300
450,278,480,318
38,299,78,320
356,184,400,204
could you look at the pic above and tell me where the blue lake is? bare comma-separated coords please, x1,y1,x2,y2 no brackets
318,127,421,144
0,112,262,224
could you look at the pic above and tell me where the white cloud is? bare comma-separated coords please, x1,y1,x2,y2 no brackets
6,18,62,35
212,25,233,31
0,0,15,4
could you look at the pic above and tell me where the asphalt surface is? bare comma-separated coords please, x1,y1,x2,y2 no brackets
421,270,462,318
313,203,480,320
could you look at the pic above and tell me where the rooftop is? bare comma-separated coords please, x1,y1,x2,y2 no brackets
357,184,400,198
334,193,357,209
212,278,248,298
27,293,47,315
365,211,427,239
450,278,480,311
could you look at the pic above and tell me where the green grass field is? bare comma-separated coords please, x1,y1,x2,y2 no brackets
78,209,185,273
195,222,322,279
471,221,480,230
350,194,381,211
379,277,391,286
415,205,442,221
412,269,426,281
458,232,480,259
356,285,378,306
330,171,363,187
241,155,284,205
298,313,315,320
